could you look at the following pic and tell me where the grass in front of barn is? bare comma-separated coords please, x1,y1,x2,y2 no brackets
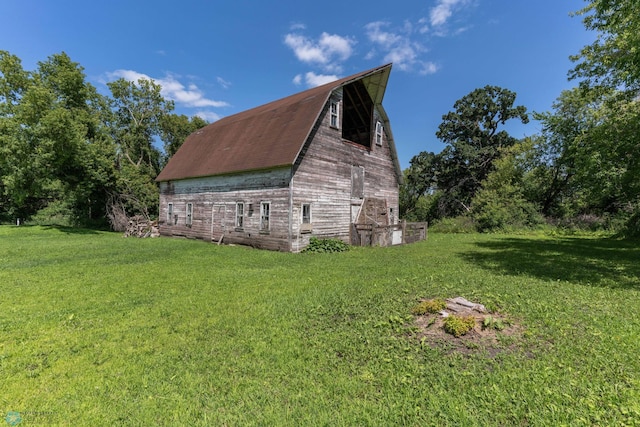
1,226,639,426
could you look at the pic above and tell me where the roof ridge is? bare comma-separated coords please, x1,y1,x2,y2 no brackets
215,63,392,125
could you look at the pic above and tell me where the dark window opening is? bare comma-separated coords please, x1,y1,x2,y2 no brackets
342,81,373,148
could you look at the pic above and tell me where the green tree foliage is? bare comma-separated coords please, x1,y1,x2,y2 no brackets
160,113,207,165
106,77,175,221
520,0,640,234
0,50,203,227
532,88,604,217
570,0,640,94
471,140,543,232
107,78,172,174
556,1,640,235
399,151,439,220
0,51,115,223
400,86,529,222
435,86,529,216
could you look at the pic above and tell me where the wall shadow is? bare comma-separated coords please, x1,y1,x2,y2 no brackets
460,236,640,290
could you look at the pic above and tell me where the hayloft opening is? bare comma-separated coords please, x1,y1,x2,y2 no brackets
342,81,374,148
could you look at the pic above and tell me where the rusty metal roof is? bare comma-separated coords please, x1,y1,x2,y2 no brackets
156,64,394,182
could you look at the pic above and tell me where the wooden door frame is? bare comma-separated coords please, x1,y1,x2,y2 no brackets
211,203,227,242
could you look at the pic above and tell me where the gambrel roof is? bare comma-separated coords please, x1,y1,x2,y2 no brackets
156,64,400,183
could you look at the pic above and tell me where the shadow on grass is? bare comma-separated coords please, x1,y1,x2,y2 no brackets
461,236,640,290
42,225,105,235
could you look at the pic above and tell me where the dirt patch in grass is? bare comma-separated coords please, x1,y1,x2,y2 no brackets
413,297,523,357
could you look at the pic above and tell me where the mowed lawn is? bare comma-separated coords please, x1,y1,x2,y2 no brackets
1,226,639,426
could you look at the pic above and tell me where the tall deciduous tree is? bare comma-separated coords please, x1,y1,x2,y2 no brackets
160,113,208,166
399,151,440,219
0,51,114,223
435,85,529,216
532,88,604,217
471,139,543,231
107,78,174,222
570,0,640,94
568,0,640,235
108,78,173,172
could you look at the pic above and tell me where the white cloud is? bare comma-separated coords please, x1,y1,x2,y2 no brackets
420,62,439,75
106,70,229,108
284,31,355,72
216,76,231,90
107,69,148,83
418,18,430,34
194,110,222,122
285,34,325,63
384,44,419,70
429,0,472,30
365,20,434,74
293,72,339,88
430,0,456,26
365,22,402,50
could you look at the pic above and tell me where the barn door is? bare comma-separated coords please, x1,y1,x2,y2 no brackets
211,204,226,243
351,165,364,199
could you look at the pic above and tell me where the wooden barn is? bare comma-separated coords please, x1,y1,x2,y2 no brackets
156,63,410,252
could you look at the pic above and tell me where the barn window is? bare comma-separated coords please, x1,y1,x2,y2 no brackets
330,101,339,128
236,202,244,228
375,121,383,146
260,202,270,231
302,203,311,224
186,203,193,226
167,203,173,225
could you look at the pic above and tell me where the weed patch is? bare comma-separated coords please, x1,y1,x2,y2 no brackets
302,236,350,253
410,298,446,315
411,296,524,357
443,314,476,337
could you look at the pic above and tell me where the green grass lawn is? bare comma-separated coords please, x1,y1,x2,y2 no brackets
1,226,639,426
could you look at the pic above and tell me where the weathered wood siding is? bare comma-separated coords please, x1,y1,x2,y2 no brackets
289,91,400,252
158,168,292,251
158,89,400,252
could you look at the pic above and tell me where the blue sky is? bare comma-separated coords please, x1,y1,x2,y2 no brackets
2,0,594,168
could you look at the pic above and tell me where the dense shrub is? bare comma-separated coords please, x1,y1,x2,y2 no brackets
429,216,476,233
28,199,77,227
472,189,544,232
620,211,640,238
302,237,350,253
